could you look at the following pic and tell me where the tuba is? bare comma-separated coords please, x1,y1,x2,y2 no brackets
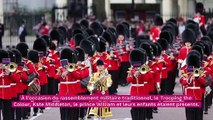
66,63,76,72
5,62,18,72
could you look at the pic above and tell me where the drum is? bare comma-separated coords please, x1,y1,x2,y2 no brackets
27,80,41,95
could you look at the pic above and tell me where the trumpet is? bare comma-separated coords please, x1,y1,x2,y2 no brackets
139,64,151,74
193,68,203,77
65,63,76,72
5,62,18,72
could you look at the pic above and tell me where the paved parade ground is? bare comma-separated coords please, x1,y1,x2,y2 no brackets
27,83,213,120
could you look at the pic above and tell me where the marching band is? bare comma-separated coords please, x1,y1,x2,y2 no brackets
0,2,213,120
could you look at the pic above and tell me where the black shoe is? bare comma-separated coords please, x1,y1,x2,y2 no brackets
33,113,37,116
40,109,44,113
204,111,208,114
121,83,128,87
153,109,158,113
23,116,28,119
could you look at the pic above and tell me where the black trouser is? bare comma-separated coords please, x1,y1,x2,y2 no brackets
19,36,25,42
11,96,23,120
146,92,153,119
166,71,176,95
0,36,2,48
119,62,130,84
60,108,79,120
34,84,48,113
0,99,12,120
160,78,167,95
185,108,203,120
108,70,119,94
78,91,90,119
48,77,58,95
131,108,146,120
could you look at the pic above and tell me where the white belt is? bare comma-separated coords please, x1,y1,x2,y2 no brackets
132,84,144,87
0,85,11,88
60,80,80,84
144,82,148,84
186,86,200,89
10,83,16,86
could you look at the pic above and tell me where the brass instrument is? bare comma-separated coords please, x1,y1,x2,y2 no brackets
65,63,76,72
193,68,203,77
139,64,151,74
5,62,18,72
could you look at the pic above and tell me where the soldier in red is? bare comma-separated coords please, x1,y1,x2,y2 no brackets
16,42,37,118
42,35,60,95
116,23,131,87
194,2,206,35
33,38,49,113
180,50,211,120
0,50,21,120
91,38,110,73
55,48,81,120
75,47,90,119
156,38,170,95
149,15,163,42
178,29,196,67
127,48,152,120
11,49,32,120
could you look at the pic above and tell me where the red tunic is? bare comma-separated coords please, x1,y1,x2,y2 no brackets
91,52,110,73
180,67,207,101
0,70,20,100
178,46,191,63
150,26,160,42
127,67,152,95
55,66,82,95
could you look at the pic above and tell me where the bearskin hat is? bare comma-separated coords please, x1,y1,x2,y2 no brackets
74,33,85,47
157,38,169,50
60,48,77,64
41,35,51,47
140,42,153,60
87,36,100,51
196,2,204,14
154,42,162,56
50,29,60,42
185,23,199,37
116,23,128,37
90,21,103,36
97,38,106,52
72,28,84,37
85,29,95,37
76,47,85,62
192,45,204,60
33,38,47,55
154,15,163,26
80,40,96,57
102,31,113,46
8,50,16,63
160,31,173,45
186,50,201,68
71,23,81,30
0,50,9,63
150,43,158,57
182,28,196,44
80,19,89,29
11,49,22,64
49,42,57,50
27,50,39,63
161,25,176,38
201,36,212,53
130,48,147,67
16,42,29,58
